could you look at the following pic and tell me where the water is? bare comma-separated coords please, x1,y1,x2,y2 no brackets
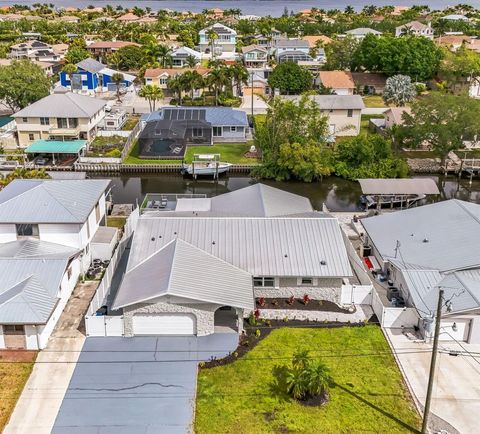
103,173,480,212
0,1,477,16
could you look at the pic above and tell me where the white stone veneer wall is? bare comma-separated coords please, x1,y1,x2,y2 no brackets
254,287,341,304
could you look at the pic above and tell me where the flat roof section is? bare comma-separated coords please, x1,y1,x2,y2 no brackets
358,178,440,195
25,140,87,154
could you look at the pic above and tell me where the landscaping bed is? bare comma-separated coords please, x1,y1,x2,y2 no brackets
195,326,420,434
87,135,126,158
256,297,351,312
122,115,140,131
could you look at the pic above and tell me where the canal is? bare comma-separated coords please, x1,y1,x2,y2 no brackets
97,173,480,212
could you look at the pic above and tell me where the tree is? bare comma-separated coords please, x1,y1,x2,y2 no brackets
115,45,145,70
62,63,77,89
64,39,90,65
185,54,199,68
138,84,163,111
395,93,480,168
0,60,51,111
439,45,480,93
324,36,359,70
334,134,409,180
268,62,312,95
180,70,204,100
111,72,124,102
229,62,249,96
207,67,229,106
157,45,173,68
0,168,50,187
167,76,184,104
206,28,218,58
383,75,417,106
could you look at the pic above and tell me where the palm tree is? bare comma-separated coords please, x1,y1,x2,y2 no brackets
157,44,173,68
139,84,163,111
143,41,161,64
344,5,355,14
229,62,249,96
111,72,124,102
61,63,77,90
185,54,199,68
166,76,183,104
206,28,218,58
107,52,121,69
181,71,204,100
207,67,228,106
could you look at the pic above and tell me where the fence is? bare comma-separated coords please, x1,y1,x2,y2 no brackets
340,285,372,305
97,130,131,138
121,120,144,161
85,315,124,336
371,288,385,324
78,157,122,164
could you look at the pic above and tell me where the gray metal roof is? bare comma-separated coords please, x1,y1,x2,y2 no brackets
0,239,79,258
345,27,382,36
126,215,352,278
142,107,248,127
76,57,104,73
209,183,314,216
362,199,480,272
275,39,310,49
358,178,440,195
283,95,365,110
13,90,107,118
0,179,110,223
113,238,254,310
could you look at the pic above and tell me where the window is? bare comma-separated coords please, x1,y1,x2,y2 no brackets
300,277,314,286
67,266,72,280
253,277,275,287
16,224,39,238
192,128,203,138
159,78,168,85
3,325,24,333
347,109,353,118
68,118,78,128
22,117,28,123
28,133,34,141
40,117,49,125
213,126,222,137
57,118,68,128
95,202,100,223
230,126,237,132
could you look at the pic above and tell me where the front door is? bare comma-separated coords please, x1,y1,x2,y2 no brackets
3,325,26,349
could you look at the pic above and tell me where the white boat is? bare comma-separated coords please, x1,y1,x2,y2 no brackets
182,153,232,177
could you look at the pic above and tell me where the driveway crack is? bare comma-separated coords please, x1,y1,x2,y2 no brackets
71,382,184,392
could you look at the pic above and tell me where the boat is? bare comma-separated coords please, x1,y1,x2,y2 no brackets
360,193,426,209
181,154,232,178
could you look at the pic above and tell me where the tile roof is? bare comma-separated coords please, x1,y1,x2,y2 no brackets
319,71,355,89
87,41,140,49
302,35,333,47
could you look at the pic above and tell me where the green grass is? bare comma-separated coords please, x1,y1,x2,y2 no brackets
122,115,140,131
362,95,388,108
185,143,257,164
106,217,127,229
88,135,126,157
195,326,420,434
123,141,182,165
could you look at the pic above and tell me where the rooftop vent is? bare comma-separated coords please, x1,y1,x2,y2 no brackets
320,260,327,265
423,238,429,243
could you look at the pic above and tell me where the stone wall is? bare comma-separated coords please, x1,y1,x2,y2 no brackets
123,302,218,336
278,277,343,287
254,287,341,304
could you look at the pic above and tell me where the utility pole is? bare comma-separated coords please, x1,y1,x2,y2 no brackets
251,71,254,121
421,288,444,434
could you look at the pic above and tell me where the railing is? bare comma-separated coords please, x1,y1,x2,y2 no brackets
141,193,207,211
120,120,144,161
462,158,480,170
97,130,131,138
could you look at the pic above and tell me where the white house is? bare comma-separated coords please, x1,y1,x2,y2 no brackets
395,21,434,39
344,28,382,39
171,46,202,67
0,179,111,350
198,23,237,59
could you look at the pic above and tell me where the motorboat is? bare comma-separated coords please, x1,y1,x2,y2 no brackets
360,193,426,209
181,154,232,177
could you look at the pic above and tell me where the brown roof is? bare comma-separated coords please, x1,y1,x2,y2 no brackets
385,107,412,125
319,71,355,90
117,13,139,22
435,35,473,46
351,72,387,88
144,66,210,79
241,44,267,54
302,35,333,48
88,41,140,49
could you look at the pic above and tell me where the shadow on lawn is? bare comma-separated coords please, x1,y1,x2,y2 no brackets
334,383,420,434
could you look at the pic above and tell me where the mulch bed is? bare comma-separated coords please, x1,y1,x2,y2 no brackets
0,349,37,362
298,392,329,407
256,298,353,313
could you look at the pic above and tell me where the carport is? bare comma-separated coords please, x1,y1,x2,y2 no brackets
25,139,87,166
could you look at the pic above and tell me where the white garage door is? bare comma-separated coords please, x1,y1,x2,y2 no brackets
133,315,196,335
439,320,470,342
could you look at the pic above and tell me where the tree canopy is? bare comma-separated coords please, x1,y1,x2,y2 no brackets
267,62,312,95
324,36,359,70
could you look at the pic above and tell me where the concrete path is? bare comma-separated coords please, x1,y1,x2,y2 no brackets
362,107,387,115
51,334,238,434
240,95,268,114
386,328,480,434
4,281,99,434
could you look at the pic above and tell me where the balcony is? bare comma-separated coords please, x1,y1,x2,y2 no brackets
49,126,81,137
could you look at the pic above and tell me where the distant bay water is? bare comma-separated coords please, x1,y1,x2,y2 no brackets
0,1,478,17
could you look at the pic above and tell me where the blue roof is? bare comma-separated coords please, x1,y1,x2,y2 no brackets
0,116,13,129
142,107,248,127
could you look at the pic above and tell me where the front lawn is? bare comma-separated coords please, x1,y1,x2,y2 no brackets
196,326,420,434
362,95,388,108
0,351,36,431
185,143,257,165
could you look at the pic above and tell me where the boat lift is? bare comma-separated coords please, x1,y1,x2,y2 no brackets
182,154,232,180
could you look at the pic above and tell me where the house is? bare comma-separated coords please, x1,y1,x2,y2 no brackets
86,40,141,61
59,58,136,93
0,58,56,76
395,21,434,39
12,87,107,147
198,23,237,59
116,12,141,23
302,35,333,48
361,199,480,344
111,184,352,336
254,29,286,50
274,39,312,63
434,34,473,51
8,40,60,63
138,107,249,158
143,66,210,94
0,179,111,349
319,71,355,95
59,15,80,23
344,28,382,39
241,45,268,69
170,46,202,68
242,70,270,96
383,107,412,128
351,72,388,94
441,14,470,21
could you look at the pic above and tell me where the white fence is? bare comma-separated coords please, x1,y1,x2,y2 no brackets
85,315,124,337
372,288,385,325
382,307,419,329
97,130,131,138
340,285,373,305
78,156,122,164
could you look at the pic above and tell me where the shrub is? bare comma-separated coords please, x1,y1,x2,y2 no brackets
248,312,257,326
257,297,266,307
415,82,427,93
255,329,261,337
105,148,122,158
302,294,311,305
287,296,295,305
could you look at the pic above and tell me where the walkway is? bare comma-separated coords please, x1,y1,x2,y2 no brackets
52,334,238,434
4,281,99,434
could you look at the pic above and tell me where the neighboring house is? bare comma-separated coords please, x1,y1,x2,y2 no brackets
361,199,480,344
143,66,210,94
302,35,333,48
383,107,412,128
242,70,270,96
319,71,355,95
254,29,286,50
395,21,434,39
0,179,111,349
8,40,60,63
274,39,311,62
58,15,80,23
138,107,249,158
59,58,136,93
171,46,202,67
344,28,382,39
12,86,107,147
198,23,237,59
52,43,69,59
441,14,470,21
0,58,56,76
434,35,473,51
111,184,353,336
351,72,388,94
86,40,141,61
241,44,268,68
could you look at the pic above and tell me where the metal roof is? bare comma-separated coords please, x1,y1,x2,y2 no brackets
0,239,79,259
275,39,310,48
143,107,248,127
358,178,440,195
13,91,106,118
362,199,480,273
0,179,110,223
25,140,87,154
76,58,104,73
113,238,254,310
127,215,352,278
346,27,382,35
283,94,365,110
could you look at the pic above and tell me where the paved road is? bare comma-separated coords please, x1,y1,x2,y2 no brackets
51,334,238,434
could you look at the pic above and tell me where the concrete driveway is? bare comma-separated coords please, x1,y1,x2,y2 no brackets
386,329,480,434
51,334,238,434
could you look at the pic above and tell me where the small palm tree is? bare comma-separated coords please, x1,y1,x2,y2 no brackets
206,28,219,58
158,45,173,68
62,63,77,90
185,54,199,68
139,84,163,111
111,72,124,102
208,67,228,106
166,76,183,104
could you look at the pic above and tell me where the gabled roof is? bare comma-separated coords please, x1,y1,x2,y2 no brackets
397,21,431,31
113,238,253,310
200,23,236,36
0,239,79,258
319,71,355,89
241,44,268,54
345,27,381,36
76,57,104,73
283,94,365,110
172,46,202,58
0,179,110,223
144,66,209,79
275,39,310,49
302,35,333,47
13,90,106,118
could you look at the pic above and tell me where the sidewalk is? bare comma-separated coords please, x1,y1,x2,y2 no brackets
4,281,98,434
